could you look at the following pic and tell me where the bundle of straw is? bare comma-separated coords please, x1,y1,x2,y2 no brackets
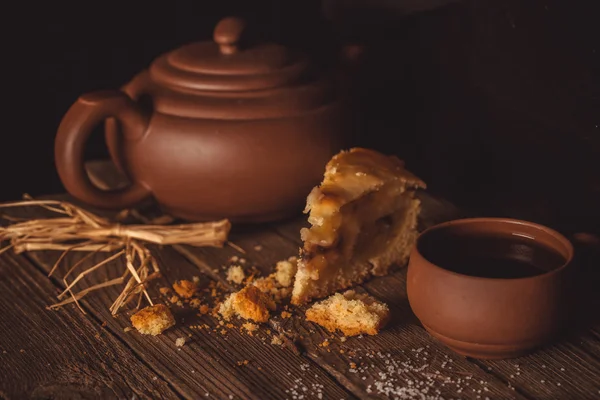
0,196,231,315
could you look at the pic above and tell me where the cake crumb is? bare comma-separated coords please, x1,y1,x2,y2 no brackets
192,276,200,284
252,276,294,303
175,337,187,347
281,311,292,319
320,339,330,347
199,305,210,315
274,257,298,287
226,265,246,285
242,322,259,336
218,286,276,323
173,280,197,298
254,245,263,251
305,290,390,336
189,298,202,309
340,336,347,342
159,287,171,295
237,360,250,366
271,335,284,346
169,295,179,304
130,304,175,336
123,327,132,333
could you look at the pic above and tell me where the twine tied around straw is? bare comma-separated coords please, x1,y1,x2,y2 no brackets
0,195,231,315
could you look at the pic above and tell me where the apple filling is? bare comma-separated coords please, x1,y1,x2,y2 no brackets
291,148,425,305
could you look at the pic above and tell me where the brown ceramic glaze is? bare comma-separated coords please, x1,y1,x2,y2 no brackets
55,16,349,223
407,218,575,359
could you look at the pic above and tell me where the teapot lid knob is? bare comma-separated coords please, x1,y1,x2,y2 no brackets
213,16,246,55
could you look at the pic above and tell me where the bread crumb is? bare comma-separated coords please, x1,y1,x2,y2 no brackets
229,256,239,263
305,290,390,336
159,287,171,295
169,295,179,304
237,360,249,366
173,280,197,298
274,257,298,287
123,327,132,333
242,322,259,335
218,286,276,323
175,337,186,347
320,339,330,347
254,245,263,251
192,276,200,284
281,311,291,319
226,265,246,285
340,336,347,342
131,304,175,336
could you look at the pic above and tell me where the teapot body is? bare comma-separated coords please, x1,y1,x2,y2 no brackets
106,93,347,222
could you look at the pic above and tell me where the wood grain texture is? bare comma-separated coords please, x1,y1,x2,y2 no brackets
0,251,177,400
3,202,353,400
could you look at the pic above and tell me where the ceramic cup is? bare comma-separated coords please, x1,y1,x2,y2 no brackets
407,218,575,359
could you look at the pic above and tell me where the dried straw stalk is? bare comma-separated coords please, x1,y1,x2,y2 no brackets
0,196,231,315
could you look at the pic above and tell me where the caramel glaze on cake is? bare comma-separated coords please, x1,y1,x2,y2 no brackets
291,148,426,305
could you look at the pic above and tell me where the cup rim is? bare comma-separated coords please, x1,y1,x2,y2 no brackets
413,217,574,282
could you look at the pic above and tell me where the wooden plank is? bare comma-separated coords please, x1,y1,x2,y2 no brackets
3,203,355,400
0,251,178,400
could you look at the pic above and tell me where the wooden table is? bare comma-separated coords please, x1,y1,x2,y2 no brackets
1,161,599,400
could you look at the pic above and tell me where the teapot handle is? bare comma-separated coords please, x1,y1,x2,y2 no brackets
105,70,151,173
55,90,152,209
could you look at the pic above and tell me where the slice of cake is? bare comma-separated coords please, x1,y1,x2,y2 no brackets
291,148,426,305
305,290,390,336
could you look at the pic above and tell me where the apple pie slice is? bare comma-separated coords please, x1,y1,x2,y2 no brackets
291,148,426,305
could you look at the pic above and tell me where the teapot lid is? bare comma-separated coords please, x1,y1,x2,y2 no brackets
149,16,310,92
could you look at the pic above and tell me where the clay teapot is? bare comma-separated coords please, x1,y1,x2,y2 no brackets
55,16,351,223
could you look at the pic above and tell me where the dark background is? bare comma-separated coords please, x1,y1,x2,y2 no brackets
3,0,599,233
